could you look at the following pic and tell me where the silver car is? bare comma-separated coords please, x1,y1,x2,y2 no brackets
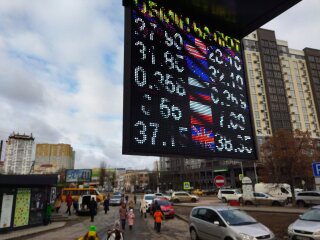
288,205,320,239
109,195,122,206
189,206,275,240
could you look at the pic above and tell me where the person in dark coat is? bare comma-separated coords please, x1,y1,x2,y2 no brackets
103,195,110,214
89,197,98,222
134,194,137,205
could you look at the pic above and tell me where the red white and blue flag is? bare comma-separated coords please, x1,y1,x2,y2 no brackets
189,101,213,125
191,125,215,151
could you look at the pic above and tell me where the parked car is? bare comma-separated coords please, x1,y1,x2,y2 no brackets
154,192,170,200
109,195,122,206
192,189,204,196
288,205,320,239
189,206,275,240
202,188,219,196
296,191,320,207
171,191,199,203
217,189,243,203
243,192,286,206
150,197,175,218
140,194,156,213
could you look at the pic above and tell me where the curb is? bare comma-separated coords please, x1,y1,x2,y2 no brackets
174,213,188,223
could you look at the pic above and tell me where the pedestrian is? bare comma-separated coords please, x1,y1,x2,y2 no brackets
141,203,147,218
104,195,110,214
134,194,137,205
154,206,163,233
89,197,98,222
127,209,135,230
73,198,79,213
45,201,52,225
119,203,127,230
65,193,73,216
125,195,129,204
128,199,134,210
54,194,62,213
78,225,100,240
107,220,124,240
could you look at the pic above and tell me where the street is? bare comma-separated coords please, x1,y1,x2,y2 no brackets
22,198,189,240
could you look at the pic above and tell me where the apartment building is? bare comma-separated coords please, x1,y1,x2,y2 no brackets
4,133,34,174
35,143,75,172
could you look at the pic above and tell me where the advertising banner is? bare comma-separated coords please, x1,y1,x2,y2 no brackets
14,188,31,228
65,169,92,183
0,194,14,229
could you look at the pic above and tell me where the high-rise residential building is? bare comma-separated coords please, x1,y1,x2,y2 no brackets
4,133,34,174
159,28,320,190
243,29,320,149
35,143,75,172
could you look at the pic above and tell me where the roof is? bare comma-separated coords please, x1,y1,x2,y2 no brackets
123,0,301,39
0,174,58,186
192,205,240,211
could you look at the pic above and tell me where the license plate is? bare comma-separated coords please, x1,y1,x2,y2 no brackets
295,236,310,240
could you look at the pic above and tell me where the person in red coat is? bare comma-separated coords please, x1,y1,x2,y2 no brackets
66,193,73,216
153,207,163,233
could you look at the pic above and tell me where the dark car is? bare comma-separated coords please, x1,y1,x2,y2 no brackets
150,198,175,218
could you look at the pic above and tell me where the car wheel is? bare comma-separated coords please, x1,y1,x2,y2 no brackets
190,228,199,240
272,201,281,206
191,198,197,203
222,197,227,203
297,201,305,208
174,199,180,203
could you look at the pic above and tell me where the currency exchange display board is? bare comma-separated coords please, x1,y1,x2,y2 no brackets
123,0,256,159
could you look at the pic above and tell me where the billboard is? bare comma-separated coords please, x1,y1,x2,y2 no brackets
65,169,92,183
123,0,256,159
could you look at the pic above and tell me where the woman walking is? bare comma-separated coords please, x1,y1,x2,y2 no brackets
104,195,110,214
119,203,127,230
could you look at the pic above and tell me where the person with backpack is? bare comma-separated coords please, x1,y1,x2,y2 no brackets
78,225,100,240
154,206,164,233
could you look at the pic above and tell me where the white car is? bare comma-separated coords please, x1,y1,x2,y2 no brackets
217,189,243,203
154,192,170,200
140,194,156,213
288,205,320,239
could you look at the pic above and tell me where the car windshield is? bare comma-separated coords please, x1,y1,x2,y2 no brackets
112,195,121,199
145,196,155,200
157,200,171,206
219,209,257,226
300,209,320,221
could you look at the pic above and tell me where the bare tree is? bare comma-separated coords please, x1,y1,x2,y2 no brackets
259,129,319,204
99,161,107,187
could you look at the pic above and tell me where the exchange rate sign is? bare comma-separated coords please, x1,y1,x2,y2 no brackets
123,0,256,159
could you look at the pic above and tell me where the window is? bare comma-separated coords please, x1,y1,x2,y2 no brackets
205,209,222,223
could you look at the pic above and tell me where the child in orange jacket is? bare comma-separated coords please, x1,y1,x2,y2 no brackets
153,207,163,233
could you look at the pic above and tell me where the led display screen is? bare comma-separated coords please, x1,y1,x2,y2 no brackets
123,0,256,159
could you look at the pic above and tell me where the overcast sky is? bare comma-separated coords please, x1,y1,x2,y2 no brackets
0,0,318,170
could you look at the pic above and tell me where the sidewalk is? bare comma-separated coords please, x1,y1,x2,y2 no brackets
0,222,66,240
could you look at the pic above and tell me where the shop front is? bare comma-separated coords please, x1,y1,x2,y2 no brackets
0,174,58,233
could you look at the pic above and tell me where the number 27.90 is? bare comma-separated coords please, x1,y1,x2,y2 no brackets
134,121,159,145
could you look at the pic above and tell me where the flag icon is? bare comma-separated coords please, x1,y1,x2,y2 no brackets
191,125,215,151
185,36,207,59
190,101,213,125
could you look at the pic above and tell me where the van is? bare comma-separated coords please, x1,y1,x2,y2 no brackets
254,183,292,202
77,195,96,215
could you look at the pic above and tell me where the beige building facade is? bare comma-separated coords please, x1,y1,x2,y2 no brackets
35,143,75,173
